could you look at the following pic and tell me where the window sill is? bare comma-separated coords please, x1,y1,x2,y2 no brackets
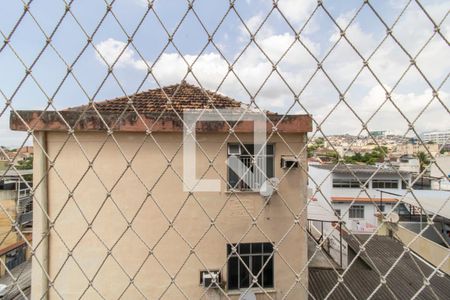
227,288,277,296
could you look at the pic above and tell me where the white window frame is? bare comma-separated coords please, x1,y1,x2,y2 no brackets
349,205,365,219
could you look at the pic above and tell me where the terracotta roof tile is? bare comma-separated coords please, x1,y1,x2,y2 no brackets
11,82,313,133
68,82,244,113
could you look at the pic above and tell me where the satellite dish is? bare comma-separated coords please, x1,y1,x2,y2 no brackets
386,212,400,223
240,290,256,300
260,177,280,198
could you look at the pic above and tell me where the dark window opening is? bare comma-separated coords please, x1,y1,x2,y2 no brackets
349,205,364,219
401,180,409,189
227,144,274,191
227,243,274,290
372,179,398,189
332,178,361,188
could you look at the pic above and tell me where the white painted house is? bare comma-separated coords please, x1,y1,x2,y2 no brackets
308,164,412,233
430,155,450,191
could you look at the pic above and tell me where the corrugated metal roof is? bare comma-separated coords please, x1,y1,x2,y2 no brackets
312,163,410,176
309,235,450,299
1,169,33,177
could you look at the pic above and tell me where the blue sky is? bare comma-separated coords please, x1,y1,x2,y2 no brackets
0,0,449,146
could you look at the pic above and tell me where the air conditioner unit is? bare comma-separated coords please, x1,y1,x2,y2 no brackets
201,271,221,288
281,156,299,169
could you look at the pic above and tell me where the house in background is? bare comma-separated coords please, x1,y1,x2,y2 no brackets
422,130,450,146
0,169,33,276
307,162,450,297
308,163,412,233
430,155,450,191
11,82,312,299
391,155,420,173
393,142,440,157
308,161,450,275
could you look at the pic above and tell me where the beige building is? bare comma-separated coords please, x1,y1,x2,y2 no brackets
11,83,312,299
0,170,33,276
430,155,450,190
393,142,440,157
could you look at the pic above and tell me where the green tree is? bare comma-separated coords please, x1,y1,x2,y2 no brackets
416,151,430,189
16,156,33,182
16,156,33,170
315,137,324,148
344,147,387,165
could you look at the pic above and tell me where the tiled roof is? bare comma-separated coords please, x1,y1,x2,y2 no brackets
10,82,313,133
67,82,244,113
309,235,450,299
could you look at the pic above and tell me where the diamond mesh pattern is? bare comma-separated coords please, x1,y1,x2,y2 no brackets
0,0,449,299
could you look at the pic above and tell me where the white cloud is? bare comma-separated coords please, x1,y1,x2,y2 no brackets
92,1,449,136
95,38,146,70
1,1,447,147
277,0,317,25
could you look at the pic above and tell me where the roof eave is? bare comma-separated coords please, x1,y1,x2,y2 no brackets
10,110,313,133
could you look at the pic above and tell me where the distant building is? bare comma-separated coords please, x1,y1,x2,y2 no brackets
422,130,450,145
394,155,420,173
0,146,33,169
0,169,33,276
308,163,412,233
430,155,450,191
394,142,440,157
369,130,389,138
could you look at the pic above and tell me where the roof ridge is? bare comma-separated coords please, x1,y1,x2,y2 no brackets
66,82,246,113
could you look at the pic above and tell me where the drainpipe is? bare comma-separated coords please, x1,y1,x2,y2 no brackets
32,131,49,299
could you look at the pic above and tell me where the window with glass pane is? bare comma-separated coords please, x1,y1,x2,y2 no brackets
227,144,274,191
372,179,398,189
332,178,360,188
349,205,364,218
227,243,274,290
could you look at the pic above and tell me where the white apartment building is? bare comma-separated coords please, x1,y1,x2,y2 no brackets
430,156,450,191
308,164,412,233
422,130,450,145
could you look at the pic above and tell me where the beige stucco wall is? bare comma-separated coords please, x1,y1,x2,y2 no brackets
0,191,19,251
393,224,450,275
34,131,308,299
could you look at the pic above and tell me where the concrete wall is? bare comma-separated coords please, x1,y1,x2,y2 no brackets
400,221,450,246
430,156,450,191
33,131,309,299
0,190,19,254
399,158,420,173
